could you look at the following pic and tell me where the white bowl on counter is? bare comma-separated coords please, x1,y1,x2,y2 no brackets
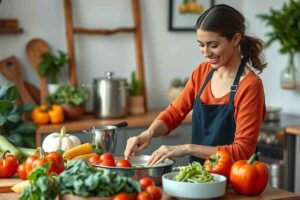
162,172,226,200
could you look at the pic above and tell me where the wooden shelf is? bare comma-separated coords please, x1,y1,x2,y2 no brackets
0,27,23,34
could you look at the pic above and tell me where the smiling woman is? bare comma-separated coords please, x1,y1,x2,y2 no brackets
125,4,266,166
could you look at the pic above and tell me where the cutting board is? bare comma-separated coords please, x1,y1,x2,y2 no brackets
0,178,22,193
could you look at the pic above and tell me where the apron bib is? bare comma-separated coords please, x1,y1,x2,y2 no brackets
190,60,245,163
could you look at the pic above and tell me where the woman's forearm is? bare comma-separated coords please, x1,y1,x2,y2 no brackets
147,120,169,138
185,144,218,159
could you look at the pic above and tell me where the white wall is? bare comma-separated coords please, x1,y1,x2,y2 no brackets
0,0,299,114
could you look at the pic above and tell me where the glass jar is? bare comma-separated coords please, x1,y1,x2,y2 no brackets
280,53,297,89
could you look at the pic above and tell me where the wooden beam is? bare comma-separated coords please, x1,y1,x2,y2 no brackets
63,0,77,86
131,0,147,111
74,27,136,35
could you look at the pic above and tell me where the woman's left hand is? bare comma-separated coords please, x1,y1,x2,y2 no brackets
148,145,188,166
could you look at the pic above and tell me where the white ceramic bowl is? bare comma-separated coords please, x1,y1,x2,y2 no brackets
162,172,226,200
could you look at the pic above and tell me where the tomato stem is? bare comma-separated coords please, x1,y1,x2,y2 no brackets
209,155,220,165
0,150,10,160
247,152,261,165
37,147,46,158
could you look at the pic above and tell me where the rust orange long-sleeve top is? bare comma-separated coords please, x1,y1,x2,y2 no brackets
157,62,266,161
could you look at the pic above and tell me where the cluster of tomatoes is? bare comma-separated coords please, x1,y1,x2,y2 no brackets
88,153,132,168
113,177,162,200
0,148,64,180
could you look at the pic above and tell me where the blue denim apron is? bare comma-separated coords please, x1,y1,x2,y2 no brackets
190,60,246,163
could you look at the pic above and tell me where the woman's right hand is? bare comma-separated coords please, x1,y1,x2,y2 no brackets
124,129,153,160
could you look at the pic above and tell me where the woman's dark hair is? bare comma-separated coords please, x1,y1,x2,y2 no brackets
196,4,266,72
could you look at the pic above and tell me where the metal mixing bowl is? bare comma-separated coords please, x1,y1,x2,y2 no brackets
90,155,175,185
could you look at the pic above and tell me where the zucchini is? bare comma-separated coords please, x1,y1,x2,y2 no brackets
18,147,37,158
0,135,23,160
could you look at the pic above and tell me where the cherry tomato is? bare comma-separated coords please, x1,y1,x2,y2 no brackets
146,186,162,200
116,159,132,168
139,177,155,189
17,163,27,180
100,159,116,167
89,154,101,164
100,153,115,162
112,193,132,200
136,191,153,200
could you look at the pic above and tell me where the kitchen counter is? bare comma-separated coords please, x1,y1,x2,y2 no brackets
35,109,192,146
285,125,300,192
0,186,299,200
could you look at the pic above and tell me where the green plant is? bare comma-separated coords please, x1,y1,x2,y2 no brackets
129,71,142,96
257,0,300,59
170,77,188,87
47,84,89,106
39,50,68,84
0,84,37,147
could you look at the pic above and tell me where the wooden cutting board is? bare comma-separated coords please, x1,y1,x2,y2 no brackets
0,178,22,193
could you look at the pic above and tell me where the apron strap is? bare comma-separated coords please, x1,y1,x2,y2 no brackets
198,68,216,96
228,59,246,105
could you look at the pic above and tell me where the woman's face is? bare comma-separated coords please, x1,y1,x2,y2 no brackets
196,29,239,68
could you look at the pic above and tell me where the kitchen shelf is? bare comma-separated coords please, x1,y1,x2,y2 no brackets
0,27,23,34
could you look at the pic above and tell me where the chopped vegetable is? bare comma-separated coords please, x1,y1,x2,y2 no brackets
173,162,214,183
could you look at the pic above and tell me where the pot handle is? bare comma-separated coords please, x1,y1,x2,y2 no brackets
113,121,128,128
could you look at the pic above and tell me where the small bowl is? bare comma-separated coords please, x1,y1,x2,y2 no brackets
90,155,175,185
162,172,226,200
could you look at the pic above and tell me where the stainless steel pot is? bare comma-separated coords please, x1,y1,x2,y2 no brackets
93,72,128,118
90,155,175,185
86,121,128,153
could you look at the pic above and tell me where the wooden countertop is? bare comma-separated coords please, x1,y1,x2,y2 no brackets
285,125,300,136
1,186,299,200
35,109,192,146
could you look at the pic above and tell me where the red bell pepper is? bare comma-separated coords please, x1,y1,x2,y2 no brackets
0,150,18,178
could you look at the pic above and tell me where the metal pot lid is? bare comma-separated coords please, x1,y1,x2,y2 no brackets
94,71,127,82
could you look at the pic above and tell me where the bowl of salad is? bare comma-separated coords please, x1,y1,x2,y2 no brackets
162,162,226,200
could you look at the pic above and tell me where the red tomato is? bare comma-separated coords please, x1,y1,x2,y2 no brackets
136,191,153,200
100,159,116,167
116,159,132,168
17,163,27,180
89,154,101,164
100,153,115,162
112,193,132,200
139,177,155,189
146,186,162,200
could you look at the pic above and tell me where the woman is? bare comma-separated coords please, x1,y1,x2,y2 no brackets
124,4,266,165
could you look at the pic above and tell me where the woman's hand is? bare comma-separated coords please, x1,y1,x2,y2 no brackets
148,144,189,166
124,129,153,160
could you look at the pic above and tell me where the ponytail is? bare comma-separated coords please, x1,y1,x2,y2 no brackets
240,36,266,73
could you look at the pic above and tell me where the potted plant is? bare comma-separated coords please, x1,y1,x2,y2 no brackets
257,0,300,89
128,71,145,115
167,77,188,102
39,50,68,94
0,84,37,147
47,84,89,120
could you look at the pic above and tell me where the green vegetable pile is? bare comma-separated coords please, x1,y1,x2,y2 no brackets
19,163,57,200
57,160,141,197
173,162,214,183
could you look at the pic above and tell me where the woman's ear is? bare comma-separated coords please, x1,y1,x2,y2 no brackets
232,33,241,46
